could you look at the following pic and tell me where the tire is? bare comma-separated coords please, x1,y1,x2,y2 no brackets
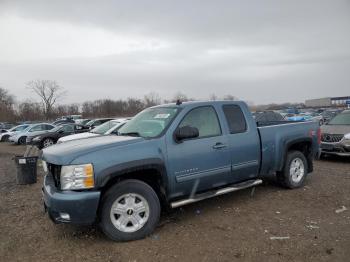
18,136,26,145
42,138,55,148
276,150,308,189
99,179,161,242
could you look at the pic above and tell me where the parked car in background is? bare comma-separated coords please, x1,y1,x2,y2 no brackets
322,109,342,124
75,119,91,125
302,112,324,126
253,111,284,123
84,118,114,130
27,124,88,149
57,118,130,143
41,101,320,241
52,118,75,126
0,124,30,142
9,123,55,145
285,113,324,126
320,110,350,157
0,122,14,130
284,113,303,121
66,115,82,121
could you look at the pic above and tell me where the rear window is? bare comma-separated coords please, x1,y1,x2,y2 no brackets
222,105,247,134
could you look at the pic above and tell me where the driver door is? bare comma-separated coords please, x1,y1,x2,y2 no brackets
166,106,231,199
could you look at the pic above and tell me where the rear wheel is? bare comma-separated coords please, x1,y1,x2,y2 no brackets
277,150,308,189
99,179,160,241
42,138,55,148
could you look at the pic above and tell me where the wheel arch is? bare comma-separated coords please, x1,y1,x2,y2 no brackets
279,138,313,173
98,159,170,207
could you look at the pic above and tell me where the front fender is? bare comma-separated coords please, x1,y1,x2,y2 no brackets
98,158,168,189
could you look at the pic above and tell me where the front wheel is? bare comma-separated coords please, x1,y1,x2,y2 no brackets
99,179,161,242
277,150,308,189
18,136,26,145
1,135,9,142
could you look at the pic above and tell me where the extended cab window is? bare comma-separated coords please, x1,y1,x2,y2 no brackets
179,106,221,138
223,105,247,134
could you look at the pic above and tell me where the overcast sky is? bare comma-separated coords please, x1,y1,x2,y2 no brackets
0,0,349,105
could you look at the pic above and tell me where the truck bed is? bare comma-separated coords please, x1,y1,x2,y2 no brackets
257,121,319,176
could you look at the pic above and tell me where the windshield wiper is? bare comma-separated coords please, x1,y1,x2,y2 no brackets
119,132,141,137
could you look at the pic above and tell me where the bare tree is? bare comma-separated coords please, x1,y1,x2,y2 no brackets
144,92,161,107
26,80,66,119
0,87,16,122
209,93,218,101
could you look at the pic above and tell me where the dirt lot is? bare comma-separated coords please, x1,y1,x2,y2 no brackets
0,143,349,262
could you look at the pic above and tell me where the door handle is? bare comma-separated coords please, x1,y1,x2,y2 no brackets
212,143,227,150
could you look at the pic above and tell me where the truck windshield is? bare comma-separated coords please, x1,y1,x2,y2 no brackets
328,113,350,125
118,107,179,138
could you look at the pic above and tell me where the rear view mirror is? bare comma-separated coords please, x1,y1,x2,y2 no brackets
174,126,199,143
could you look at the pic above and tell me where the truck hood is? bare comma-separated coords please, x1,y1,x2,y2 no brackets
321,125,350,135
42,135,143,164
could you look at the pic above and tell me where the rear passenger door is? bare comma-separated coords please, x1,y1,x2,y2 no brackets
222,105,260,183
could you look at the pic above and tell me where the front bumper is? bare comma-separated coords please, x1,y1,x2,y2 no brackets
43,175,101,225
320,142,350,156
26,136,34,145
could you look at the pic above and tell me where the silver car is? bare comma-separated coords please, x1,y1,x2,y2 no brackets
0,124,30,142
8,123,55,145
320,110,350,156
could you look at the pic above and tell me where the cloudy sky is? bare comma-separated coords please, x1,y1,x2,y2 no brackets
0,0,349,105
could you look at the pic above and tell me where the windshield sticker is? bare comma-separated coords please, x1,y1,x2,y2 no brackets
154,113,170,119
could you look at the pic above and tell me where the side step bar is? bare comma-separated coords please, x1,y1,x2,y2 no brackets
171,179,263,208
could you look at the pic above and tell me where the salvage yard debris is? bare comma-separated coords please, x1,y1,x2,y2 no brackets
270,236,290,240
335,206,347,214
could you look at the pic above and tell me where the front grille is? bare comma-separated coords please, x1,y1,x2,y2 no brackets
47,163,61,188
321,134,344,143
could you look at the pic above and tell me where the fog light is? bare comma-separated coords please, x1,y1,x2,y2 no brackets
59,212,70,220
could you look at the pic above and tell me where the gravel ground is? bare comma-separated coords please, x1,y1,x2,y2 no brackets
0,143,349,262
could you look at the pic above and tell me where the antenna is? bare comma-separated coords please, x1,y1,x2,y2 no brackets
176,99,182,105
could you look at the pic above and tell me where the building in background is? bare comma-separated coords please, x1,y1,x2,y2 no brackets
305,96,350,108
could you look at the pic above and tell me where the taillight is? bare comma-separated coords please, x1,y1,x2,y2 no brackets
309,128,321,145
317,128,321,144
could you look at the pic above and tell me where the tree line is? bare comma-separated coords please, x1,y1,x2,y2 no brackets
1,79,306,124
1,80,241,123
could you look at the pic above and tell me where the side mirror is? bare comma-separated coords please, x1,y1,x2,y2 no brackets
174,126,199,143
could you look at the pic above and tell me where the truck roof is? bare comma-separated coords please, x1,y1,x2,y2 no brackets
152,100,246,109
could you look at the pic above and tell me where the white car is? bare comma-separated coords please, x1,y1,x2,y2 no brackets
8,123,55,145
57,118,130,143
0,124,30,142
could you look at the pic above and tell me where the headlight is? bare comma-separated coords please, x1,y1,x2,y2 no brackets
33,136,41,141
60,164,94,190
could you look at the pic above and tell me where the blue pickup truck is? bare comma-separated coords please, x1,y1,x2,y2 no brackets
42,101,320,241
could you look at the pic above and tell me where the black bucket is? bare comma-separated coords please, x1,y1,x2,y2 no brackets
14,156,38,185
